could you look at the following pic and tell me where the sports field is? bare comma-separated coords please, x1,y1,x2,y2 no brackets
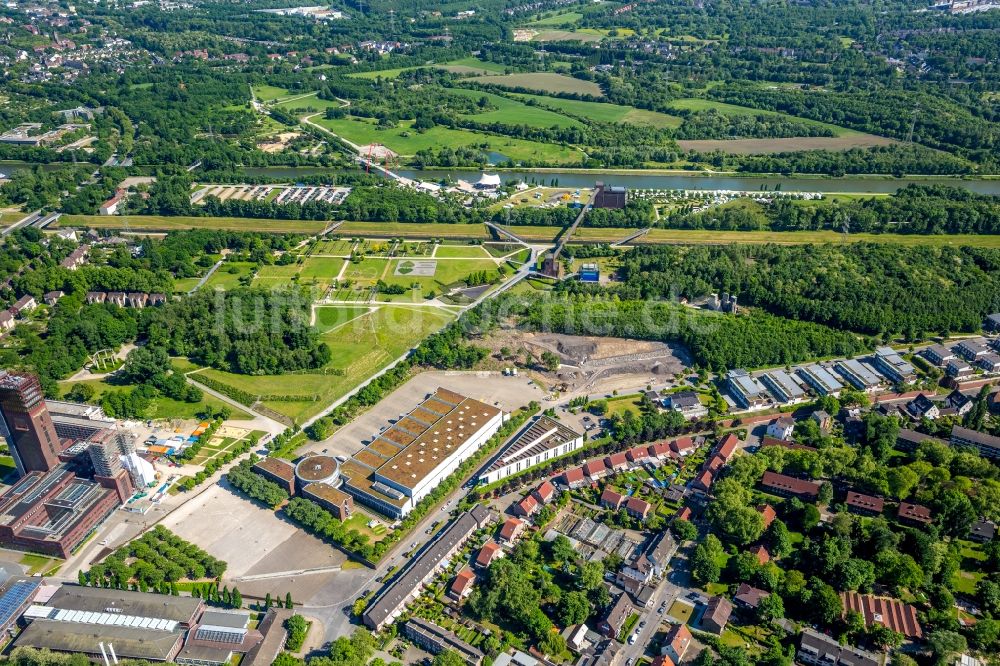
315,116,583,163
193,305,456,422
59,215,327,234
468,72,604,97
510,93,682,128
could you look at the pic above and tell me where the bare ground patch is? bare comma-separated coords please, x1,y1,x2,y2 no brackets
678,135,895,155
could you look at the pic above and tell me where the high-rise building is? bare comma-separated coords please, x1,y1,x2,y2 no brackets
0,371,64,475
87,429,134,503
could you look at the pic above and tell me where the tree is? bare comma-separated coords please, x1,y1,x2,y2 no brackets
867,624,903,650
285,592,293,609
801,504,821,531
692,534,724,585
765,520,793,559
550,535,577,563
557,591,591,626
78,571,87,587
264,592,271,609
232,588,242,609
672,518,698,542
927,630,967,665
540,351,560,372
756,593,784,623
432,650,467,666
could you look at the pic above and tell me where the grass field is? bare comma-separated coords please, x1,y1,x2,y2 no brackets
57,377,252,421
202,262,255,290
469,72,603,97
272,92,346,114
316,116,583,163
299,257,346,279
449,88,582,129
338,222,488,239
341,257,388,283
381,257,500,290
59,215,327,234
526,11,583,26
438,57,508,75
530,30,602,43
314,306,372,333
253,85,298,102
195,305,455,422
510,93,682,128
434,244,493,258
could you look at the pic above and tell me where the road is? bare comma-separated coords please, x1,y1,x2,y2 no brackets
188,259,223,294
1,209,42,236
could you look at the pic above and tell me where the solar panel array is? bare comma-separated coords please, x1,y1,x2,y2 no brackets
196,627,244,644
0,580,40,626
50,607,178,631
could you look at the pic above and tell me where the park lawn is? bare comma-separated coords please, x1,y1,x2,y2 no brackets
0,211,25,225
0,455,16,482
312,239,355,254
299,257,346,279
468,72,603,97
337,222,487,239
381,258,500,289
510,93,682,128
953,570,984,595
434,244,493,259
255,263,303,279
316,116,582,163
173,277,202,293
59,215,326,234
202,263,255,290
21,553,61,574
314,306,372,333
448,87,582,129
196,306,456,422
341,257,388,283
58,377,251,421
526,11,583,26
272,92,346,114
253,85,297,102
171,357,203,374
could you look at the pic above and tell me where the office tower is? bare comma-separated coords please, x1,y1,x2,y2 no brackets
0,371,63,474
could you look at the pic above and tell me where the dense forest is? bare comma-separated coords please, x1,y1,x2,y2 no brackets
562,243,1000,338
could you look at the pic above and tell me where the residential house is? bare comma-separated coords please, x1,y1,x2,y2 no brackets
940,390,973,418
733,583,769,610
532,481,555,505
797,364,844,397
692,470,714,493
715,434,739,462
512,494,538,518
986,313,1000,332
475,541,503,568
834,359,884,393
604,452,629,472
905,394,940,420
811,410,832,432
670,437,697,457
660,623,692,664
923,344,955,367
59,245,88,270
648,441,672,461
897,502,932,527
598,593,634,638
626,446,650,465
699,596,733,634
85,291,106,304
757,504,776,528
760,471,820,500
760,369,807,404
106,292,126,307
978,353,1000,374
43,291,63,306
766,418,795,441
956,339,989,361
448,568,476,601
797,629,881,666
11,295,36,316
583,459,609,481
951,425,1000,460
676,507,692,522
624,497,651,521
99,190,126,215
897,428,935,452
600,487,625,511
947,359,975,381
969,519,996,544
872,346,917,384
125,292,148,308
560,468,586,489
498,518,525,544
665,391,707,420
750,544,770,565
845,492,884,517
0,311,14,332
841,591,923,639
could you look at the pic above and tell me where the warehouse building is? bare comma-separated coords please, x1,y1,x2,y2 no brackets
477,415,582,485
342,388,504,519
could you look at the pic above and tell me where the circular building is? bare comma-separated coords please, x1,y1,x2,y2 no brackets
295,455,340,486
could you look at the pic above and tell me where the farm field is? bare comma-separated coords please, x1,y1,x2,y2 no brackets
59,215,327,234
510,93,682,128
194,305,456,422
448,88,582,129
438,57,508,75
468,72,604,97
315,116,583,163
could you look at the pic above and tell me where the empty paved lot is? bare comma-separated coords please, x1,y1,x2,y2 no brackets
299,370,545,458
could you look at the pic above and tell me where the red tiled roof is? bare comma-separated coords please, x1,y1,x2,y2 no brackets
716,433,739,461
584,459,608,477
664,623,691,658
898,502,932,524
842,591,923,639
533,480,555,502
649,441,671,458
757,504,776,528
676,506,692,521
499,517,524,541
476,541,503,567
650,656,676,666
605,452,629,469
450,567,476,597
751,544,770,565
601,487,625,508
627,446,650,462
693,470,714,491
563,467,585,484
514,494,538,516
625,496,651,517
761,471,820,498
846,491,885,513
705,455,725,473
671,436,696,453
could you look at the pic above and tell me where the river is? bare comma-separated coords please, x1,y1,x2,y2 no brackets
244,166,1000,195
